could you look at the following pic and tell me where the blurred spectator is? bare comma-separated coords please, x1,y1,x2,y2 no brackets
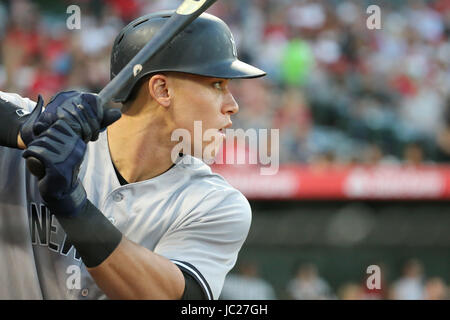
403,142,425,165
280,38,315,87
104,0,142,23
310,150,336,170
220,261,277,300
435,97,450,161
286,263,334,300
337,282,365,300
362,144,384,165
1,0,449,301
424,277,448,300
0,0,449,164
390,259,425,300
436,125,450,161
273,87,313,162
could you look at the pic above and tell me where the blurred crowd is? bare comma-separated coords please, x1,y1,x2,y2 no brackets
1,0,450,164
220,258,449,300
1,0,448,301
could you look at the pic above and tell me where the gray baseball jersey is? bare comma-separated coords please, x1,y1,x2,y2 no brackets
0,92,252,300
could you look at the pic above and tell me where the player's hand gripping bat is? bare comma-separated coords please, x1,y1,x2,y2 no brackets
26,0,218,179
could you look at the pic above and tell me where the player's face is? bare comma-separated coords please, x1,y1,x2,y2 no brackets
168,73,239,160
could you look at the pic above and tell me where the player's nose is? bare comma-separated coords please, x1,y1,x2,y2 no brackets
222,92,239,116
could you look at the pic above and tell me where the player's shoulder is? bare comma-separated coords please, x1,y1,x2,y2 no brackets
0,91,37,112
171,156,252,240
176,155,252,224
178,155,250,206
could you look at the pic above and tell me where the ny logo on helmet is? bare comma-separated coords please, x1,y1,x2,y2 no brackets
230,36,237,58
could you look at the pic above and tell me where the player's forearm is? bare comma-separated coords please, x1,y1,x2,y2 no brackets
87,237,185,300
55,200,184,300
0,93,46,149
0,98,29,149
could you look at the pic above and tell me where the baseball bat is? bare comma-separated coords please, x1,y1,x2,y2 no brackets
26,0,218,179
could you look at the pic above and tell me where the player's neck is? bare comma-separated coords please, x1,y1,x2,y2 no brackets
106,110,177,183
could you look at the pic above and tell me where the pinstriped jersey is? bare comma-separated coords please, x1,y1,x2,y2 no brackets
0,92,252,299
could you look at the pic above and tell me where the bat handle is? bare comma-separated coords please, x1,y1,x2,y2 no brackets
26,157,46,180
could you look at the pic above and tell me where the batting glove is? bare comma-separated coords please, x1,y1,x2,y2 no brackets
22,120,87,217
21,91,121,146
19,95,45,146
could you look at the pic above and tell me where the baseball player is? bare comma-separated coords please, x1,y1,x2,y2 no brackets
0,11,265,299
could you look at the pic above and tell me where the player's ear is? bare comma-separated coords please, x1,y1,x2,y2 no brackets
148,74,171,107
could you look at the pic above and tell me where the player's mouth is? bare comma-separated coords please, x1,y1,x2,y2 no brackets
219,122,232,137
217,128,225,138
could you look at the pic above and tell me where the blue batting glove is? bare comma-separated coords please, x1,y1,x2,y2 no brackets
23,120,88,217
21,91,121,146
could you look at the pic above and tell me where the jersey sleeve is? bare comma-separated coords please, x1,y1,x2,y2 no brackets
153,189,252,300
0,92,37,148
0,91,38,188
0,91,37,112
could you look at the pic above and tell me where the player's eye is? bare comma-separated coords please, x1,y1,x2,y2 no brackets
213,81,223,90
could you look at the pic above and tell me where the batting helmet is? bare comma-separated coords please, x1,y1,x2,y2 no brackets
110,10,266,103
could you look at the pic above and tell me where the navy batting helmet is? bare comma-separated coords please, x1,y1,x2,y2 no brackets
110,11,266,103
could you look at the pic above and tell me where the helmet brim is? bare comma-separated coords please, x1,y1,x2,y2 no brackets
112,59,267,103
188,59,267,79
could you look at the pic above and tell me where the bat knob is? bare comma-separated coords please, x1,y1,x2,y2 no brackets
26,157,46,180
